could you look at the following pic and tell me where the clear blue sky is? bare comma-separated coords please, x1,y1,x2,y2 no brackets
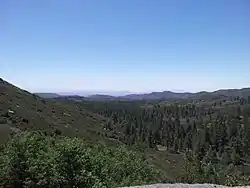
1,0,250,93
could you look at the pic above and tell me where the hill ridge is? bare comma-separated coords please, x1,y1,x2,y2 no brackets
0,78,115,143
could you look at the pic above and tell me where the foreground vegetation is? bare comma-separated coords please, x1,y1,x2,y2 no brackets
0,131,160,187
1,132,249,187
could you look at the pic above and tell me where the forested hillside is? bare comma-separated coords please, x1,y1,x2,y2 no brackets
78,97,250,184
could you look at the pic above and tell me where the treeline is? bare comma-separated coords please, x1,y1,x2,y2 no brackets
79,97,250,184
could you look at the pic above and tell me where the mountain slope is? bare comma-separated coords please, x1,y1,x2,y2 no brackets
0,78,113,143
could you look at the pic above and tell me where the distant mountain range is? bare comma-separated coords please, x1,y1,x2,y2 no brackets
35,87,250,101
56,91,135,97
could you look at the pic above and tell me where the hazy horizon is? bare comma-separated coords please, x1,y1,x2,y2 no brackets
4,77,248,96
36,87,250,97
1,0,250,93
2,76,250,96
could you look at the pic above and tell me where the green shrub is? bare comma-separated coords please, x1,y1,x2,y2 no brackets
0,131,159,187
177,151,250,186
225,171,250,186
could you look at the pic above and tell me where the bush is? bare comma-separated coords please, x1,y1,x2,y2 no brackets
177,151,250,186
0,131,160,187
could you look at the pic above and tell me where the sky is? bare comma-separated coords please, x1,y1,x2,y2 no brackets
1,0,250,94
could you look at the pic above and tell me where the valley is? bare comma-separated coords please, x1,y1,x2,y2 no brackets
1,78,250,186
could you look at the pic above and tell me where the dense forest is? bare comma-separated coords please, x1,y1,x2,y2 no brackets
78,96,250,185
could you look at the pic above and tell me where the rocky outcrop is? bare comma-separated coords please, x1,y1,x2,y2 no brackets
123,184,250,188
